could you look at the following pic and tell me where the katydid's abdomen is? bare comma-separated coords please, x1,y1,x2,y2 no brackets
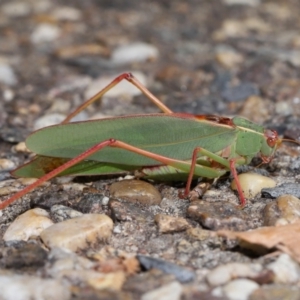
25,114,237,167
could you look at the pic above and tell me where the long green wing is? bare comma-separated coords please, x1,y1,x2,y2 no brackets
12,155,137,178
25,114,238,167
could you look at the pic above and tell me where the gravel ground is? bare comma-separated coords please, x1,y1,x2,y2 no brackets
1,0,300,299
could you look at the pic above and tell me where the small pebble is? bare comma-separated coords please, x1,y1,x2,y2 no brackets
222,279,259,300
84,71,147,100
263,195,300,226
141,281,183,300
187,200,248,231
13,141,31,153
40,214,113,251
222,83,259,102
206,263,262,286
155,214,190,233
215,46,243,68
0,63,18,86
231,172,276,199
262,183,300,199
3,208,54,242
51,6,82,21
137,255,195,283
111,42,159,65
50,205,83,222
0,159,16,171
249,285,300,300
30,23,61,44
267,253,300,283
109,180,162,206
223,0,260,6
0,274,70,300
1,2,31,17
34,113,66,130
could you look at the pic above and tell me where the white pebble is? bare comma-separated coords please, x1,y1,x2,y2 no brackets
2,2,31,17
40,214,113,251
84,71,147,100
34,113,66,130
223,279,259,300
102,196,110,205
111,42,159,66
31,24,61,44
231,172,276,198
0,274,70,300
223,0,260,6
141,281,183,300
0,63,18,86
267,253,300,283
3,88,15,101
51,6,82,21
3,208,54,242
206,262,262,286
0,159,16,171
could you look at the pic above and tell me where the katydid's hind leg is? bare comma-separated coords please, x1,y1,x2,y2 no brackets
0,139,222,210
62,73,172,124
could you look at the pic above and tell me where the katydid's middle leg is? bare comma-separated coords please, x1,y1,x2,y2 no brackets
185,147,247,206
62,73,172,124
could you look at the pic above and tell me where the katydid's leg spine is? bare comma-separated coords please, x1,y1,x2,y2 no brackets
62,73,172,124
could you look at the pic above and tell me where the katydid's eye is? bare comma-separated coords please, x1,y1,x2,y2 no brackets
264,129,278,147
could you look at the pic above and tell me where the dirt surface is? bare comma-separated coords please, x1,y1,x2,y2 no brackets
1,0,300,299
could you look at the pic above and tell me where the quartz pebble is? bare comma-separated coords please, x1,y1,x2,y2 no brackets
141,281,183,300
0,159,16,171
3,208,54,242
0,273,70,300
222,279,259,300
34,113,66,130
267,253,300,283
206,263,262,286
31,24,61,44
40,214,113,251
0,63,18,86
51,6,82,21
110,180,162,206
111,42,159,65
223,0,260,6
231,172,276,198
1,2,31,17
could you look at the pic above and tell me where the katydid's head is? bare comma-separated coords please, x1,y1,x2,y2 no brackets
260,129,282,163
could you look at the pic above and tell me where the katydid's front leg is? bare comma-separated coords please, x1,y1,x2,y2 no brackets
186,147,247,207
62,73,172,124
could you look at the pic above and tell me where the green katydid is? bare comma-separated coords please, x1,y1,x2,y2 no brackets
0,72,283,210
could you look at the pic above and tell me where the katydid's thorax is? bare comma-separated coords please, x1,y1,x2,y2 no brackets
232,116,279,162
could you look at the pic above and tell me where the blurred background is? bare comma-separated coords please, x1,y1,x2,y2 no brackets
1,0,300,141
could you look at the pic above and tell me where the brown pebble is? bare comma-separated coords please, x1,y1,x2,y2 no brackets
263,195,300,226
110,180,162,206
40,214,113,251
154,214,190,233
187,200,248,231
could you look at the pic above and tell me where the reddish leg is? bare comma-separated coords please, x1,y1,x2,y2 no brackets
229,159,246,207
63,73,172,123
0,139,218,210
